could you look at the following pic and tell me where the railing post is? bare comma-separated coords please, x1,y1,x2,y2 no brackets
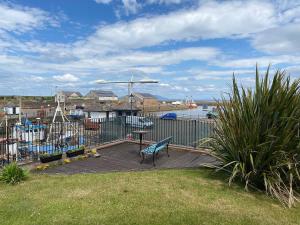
6,120,9,164
124,116,127,140
194,119,197,149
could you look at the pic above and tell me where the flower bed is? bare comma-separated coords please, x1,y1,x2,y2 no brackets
66,146,85,158
40,152,63,163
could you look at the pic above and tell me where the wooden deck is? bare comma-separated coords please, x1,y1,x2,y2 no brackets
39,142,218,174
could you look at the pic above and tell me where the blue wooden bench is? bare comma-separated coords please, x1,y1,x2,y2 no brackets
140,136,172,166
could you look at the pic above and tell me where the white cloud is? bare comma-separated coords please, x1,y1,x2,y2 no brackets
197,84,217,92
0,3,59,33
86,0,276,50
12,46,218,75
111,47,219,66
174,77,189,81
146,0,184,4
30,75,45,82
122,0,140,15
94,0,113,4
172,85,189,92
212,55,300,69
53,73,79,82
252,23,300,54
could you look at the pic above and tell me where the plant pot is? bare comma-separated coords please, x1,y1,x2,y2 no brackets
66,149,85,158
40,153,63,163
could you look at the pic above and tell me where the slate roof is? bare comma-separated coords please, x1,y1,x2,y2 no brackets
134,93,156,99
83,104,112,112
86,90,117,97
112,102,140,111
61,91,82,97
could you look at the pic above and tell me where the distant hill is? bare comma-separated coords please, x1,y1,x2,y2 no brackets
154,95,170,101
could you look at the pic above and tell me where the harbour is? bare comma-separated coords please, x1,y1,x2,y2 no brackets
152,105,216,119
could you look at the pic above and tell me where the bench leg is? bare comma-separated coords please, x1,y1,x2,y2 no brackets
152,153,156,166
140,152,145,164
167,144,170,157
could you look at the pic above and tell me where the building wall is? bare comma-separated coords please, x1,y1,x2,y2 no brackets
4,107,20,115
98,96,118,101
22,108,55,118
85,111,116,120
135,98,159,108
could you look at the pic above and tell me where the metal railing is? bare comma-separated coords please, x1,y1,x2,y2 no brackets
0,116,215,164
123,116,215,147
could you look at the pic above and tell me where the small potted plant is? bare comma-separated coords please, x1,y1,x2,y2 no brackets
66,145,85,158
39,151,63,163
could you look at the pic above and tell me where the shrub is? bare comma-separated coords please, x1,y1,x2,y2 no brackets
0,163,28,185
210,67,300,207
40,151,62,159
66,146,85,154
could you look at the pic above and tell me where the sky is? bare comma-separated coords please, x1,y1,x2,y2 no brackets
0,0,300,100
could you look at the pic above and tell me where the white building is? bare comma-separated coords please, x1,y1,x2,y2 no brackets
83,105,116,121
4,103,20,115
171,101,183,105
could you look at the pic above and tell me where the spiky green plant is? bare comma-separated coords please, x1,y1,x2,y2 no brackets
0,163,28,185
210,67,300,207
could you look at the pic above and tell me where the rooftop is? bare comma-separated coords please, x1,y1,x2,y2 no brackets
86,90,118,97
61,91,83,97
112,102,140,111
134,92,156,99
83,104,112,112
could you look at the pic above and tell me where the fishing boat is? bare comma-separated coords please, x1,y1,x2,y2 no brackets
12,93,85,160
13,119,47,143
185,96,198,109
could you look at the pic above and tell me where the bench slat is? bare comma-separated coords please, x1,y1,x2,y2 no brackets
141,136,172,155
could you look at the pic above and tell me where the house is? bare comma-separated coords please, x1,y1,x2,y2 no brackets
3,103,20,115
2,100,56,119
85,90,118,102
123,93,159,109
57,91,82,101
112,102,140,116
21,101,56,119
134,93,159,108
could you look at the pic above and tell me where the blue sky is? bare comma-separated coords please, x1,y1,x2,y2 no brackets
0,0,300,99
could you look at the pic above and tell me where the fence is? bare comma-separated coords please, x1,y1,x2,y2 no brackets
0,116,215,165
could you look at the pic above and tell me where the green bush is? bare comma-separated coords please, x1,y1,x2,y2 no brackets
210,67,300,207
40,151,62,159
66,146,85,154
0,163,28,185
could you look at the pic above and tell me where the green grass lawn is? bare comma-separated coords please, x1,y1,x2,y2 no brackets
0,169,299,225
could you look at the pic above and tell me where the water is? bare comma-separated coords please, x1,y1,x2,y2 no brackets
153,106,215,119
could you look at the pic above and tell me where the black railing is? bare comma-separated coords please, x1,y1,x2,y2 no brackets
0,116,215,164
122,116,215,147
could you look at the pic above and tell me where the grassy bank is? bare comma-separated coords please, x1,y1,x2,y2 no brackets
0,169,299,225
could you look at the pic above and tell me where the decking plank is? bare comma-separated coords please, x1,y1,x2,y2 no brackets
39,142,217,174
